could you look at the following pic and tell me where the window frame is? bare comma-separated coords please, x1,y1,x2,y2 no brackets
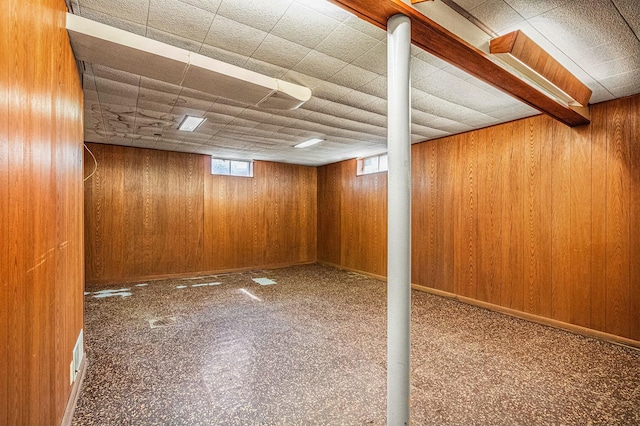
211,157,254,177
356,153,388,176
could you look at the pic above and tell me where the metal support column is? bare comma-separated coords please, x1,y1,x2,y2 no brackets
386,13,412,426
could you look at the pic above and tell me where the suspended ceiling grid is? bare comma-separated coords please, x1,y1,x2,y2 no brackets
70,0,640,166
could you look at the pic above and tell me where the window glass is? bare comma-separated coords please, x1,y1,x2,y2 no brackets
357,154,388,175
211,157,253,177
230,160,251,177
212,158,230,175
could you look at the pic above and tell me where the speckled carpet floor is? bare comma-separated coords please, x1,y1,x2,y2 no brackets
73,264,640,425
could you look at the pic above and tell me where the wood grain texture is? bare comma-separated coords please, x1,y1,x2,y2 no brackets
604,98,630,337
569,122,592,327
455,131,478,299
0,1,9,422
411,140,437,288
476,126,502,305
317,163,342,264
2,0,84,423
629,95,640,341
86,145,317,284
436,138,455,293
590,102,608,332
523,116,542,314
340,161,387,276
551,120,572,323
501,121,525,311
317,93,640,343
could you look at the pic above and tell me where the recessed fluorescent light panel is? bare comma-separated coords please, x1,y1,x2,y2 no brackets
294,138,323,149
178,115,206,132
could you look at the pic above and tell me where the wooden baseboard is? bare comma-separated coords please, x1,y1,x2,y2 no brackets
317,261,640,350
410,283,640,350
61,356,87,426
317,261,388,282
86,261,317,287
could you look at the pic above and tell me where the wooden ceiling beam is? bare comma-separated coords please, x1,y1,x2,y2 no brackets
328,0,590,126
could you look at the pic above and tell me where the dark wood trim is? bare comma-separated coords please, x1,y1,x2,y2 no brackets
327,0,591,126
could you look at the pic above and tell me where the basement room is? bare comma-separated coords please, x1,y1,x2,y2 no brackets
2,0,640,424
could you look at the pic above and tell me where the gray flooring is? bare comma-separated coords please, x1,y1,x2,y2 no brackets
73,264,640,425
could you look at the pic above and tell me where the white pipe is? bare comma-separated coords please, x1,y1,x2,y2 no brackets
387,13,412,426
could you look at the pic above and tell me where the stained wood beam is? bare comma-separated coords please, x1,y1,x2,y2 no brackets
328,0,590,126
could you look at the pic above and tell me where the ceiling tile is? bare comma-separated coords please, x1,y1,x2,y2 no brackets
250,34,311,69
315,24,379,63
198,44,249,67
270,2,341,49
351,42,387,75
281,70,324,90
94,85,139,107
327,64,378,90
292,50,348,80
77,6,147,35
78,0,150,25
343,14,386,40
589,54,640,80
312,81,354,102
243,58,289,79
529,0,624,51
293,0,351,22
94,81,139,106
599,69,640,97
453,0,487,12
91,65,141,85
147,0,215,42
216,0,294,32
337,90,379,110
145,27,203,51
411,58,441,82
503,0,571,19
176,0,221,13
203,15,267,57
358,76,387,98
468,0,524,32
613,0,640,36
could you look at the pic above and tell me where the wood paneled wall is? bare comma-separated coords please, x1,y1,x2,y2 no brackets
84,144,317,284
318,160,387,276
317,95,640,342
1,0,85,424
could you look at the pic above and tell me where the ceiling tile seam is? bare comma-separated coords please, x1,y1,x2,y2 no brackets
409,96,494,127
144,0,151,38
610,0,640,44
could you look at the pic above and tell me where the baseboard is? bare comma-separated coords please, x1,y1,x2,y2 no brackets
410,283,640,350
317,261,387,282
317,262,640,350
61,356,87,426
86,261,317,287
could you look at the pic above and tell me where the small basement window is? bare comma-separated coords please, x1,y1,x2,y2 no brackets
211,158,253,177
357,153,388,175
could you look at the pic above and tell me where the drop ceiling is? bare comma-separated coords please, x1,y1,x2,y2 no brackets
69,0,640,166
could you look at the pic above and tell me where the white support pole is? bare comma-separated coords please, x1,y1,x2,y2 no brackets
387,13,412,426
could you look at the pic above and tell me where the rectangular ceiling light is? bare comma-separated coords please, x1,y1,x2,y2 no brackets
294,138,324,148
178,115,206,132
490,30,592,109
